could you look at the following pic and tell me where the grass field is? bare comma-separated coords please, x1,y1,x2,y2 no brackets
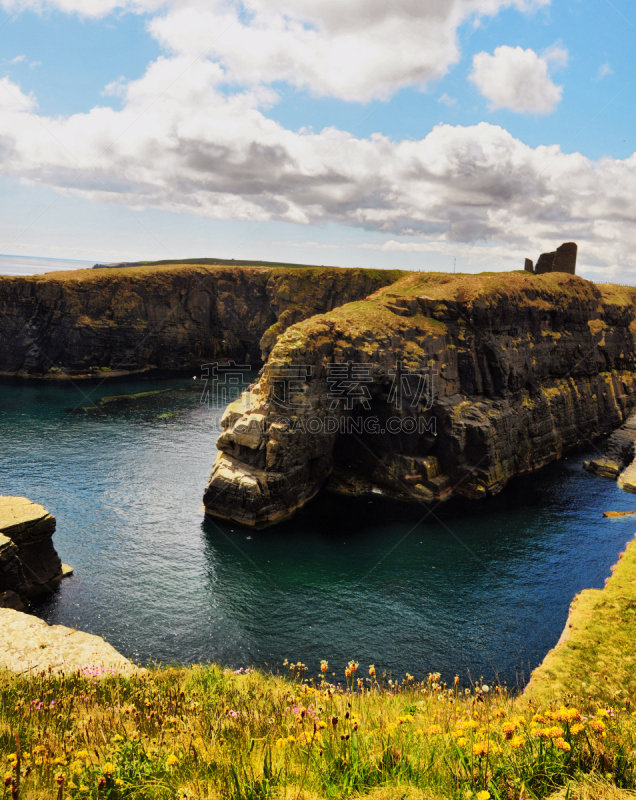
1,655,635,800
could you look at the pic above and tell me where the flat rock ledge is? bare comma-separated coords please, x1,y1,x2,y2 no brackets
0,609,140,676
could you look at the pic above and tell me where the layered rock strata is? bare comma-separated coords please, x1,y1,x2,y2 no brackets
204,272,636,526
0,608,139,675
0,265,403,375
584,412,636,492
0,497,67,605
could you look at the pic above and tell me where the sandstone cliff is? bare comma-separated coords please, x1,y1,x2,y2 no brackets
0,265,403,375
0,496,67,606
204,272,636,526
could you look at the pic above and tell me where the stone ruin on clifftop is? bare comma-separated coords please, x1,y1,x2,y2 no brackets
524,242,577,275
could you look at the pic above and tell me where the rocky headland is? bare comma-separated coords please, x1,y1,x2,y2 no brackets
204,271,636,526
0,496,70,608
0,264,403,375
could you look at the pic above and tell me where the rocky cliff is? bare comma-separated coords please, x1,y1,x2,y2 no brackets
204,272,636,526
0,265,403,376
0,496,67,607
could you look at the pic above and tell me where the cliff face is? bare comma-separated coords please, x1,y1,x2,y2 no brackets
0,497,64,606
204,272,636,526
0,265,403,375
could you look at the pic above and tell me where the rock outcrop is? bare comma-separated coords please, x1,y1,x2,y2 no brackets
0,265,403,375
584,411,636,492
0,608,139,675
0,497,68,605
204,272,636,526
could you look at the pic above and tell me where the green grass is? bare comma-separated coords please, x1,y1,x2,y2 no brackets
525,535,636,705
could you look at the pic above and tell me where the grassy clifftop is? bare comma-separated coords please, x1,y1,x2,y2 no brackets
526,533,636,705
1,651,635,800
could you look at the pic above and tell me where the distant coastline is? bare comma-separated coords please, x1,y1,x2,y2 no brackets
0,254,94,277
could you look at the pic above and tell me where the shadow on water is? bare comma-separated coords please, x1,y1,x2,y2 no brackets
199,454,636,684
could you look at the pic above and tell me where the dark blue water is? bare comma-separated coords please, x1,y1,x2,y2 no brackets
1,374,634,686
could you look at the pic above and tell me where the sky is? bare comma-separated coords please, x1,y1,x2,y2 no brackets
1,0,636,279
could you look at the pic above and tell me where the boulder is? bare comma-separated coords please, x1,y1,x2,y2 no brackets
0,497,64,601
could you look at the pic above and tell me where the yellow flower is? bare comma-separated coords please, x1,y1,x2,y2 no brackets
53,757,67,765
115,779,124,787
80,784,89,793
596,708,609,718
477,791,491,800
548,726,565,738
590,720,606,735
320,660,328,673
103,762,116,776
555,738,571,752
456,737,467,747
369,665,376,677
510,735,525,749
427,725,442,736
502,722,516,739
472,742,488,758
570,723,584,736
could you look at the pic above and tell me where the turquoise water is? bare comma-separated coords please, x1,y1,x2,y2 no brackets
1,373,635,686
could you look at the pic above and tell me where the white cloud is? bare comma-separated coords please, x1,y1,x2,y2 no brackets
0,0,550,102
598,62,614,80
1,60,636,275
469,45,564,114
9,55,26,64
437,93,457,106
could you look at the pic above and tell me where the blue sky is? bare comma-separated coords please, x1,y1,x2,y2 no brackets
1,0,636,278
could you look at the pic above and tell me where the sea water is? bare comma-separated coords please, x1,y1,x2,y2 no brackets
0,373,634,686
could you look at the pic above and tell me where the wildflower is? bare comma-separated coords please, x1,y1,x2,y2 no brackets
115,779,124,787
427,724,442,735
596,708,609,718
477,791,491,800
398,715,414,724
472,741,488,758
454,675,460,686
97,777,106,790
4,773,12,788
103,762,115,776
482,685,489,693
456,737,467,747
369,665,376,677
502,722,516,739
548,726,565,738
590,720,606,735
320,660,328,673
555,738,571,752
570,723,584,736
510,735,525,749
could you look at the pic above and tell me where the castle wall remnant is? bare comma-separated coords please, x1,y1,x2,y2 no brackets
526,242,577,275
